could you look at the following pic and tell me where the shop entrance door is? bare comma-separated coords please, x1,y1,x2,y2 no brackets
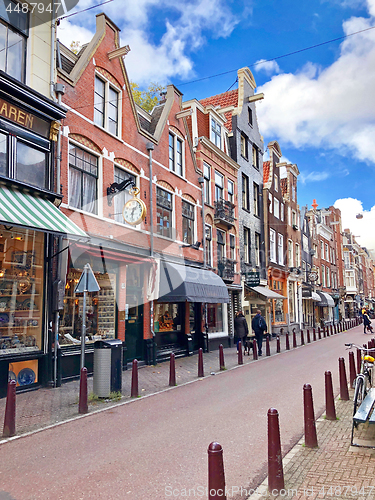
190,303,203,350
125,299,144,362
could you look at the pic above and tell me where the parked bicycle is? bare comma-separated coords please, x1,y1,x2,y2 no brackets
345,343,374,423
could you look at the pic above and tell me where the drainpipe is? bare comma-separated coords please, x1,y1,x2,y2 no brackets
146,142,156,365
50,0,56,101
54,82,65,194
198,176,208,352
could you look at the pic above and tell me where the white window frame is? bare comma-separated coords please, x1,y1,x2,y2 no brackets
277,233,284,265
288,240,293,267
321,265,325,287
169,131,184,177
325,243,329,261
203,162,211,204
255,232,260,267
113,164,138,225
326,266,330,287
274,175,278,192
280,203,284,221
321,241,324,259
274,198,280,219
295,243,300,267
211,117,222,149
270,229,276,263
205,224,212,267
244,227,250,264
94,74,121,136
228,179,234,204
269,193,273,214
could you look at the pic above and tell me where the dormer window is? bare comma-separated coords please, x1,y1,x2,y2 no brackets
211,118,221,149
94,75,120,135
169,131,184,177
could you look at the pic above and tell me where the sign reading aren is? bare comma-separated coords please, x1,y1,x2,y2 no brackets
0,98,50,138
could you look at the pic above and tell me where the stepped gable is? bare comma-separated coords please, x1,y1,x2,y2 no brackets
199,89,238,132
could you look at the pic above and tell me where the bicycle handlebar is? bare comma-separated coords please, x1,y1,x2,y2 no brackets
345,343,374,352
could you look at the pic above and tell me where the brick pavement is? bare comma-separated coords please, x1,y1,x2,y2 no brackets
1,324,375,500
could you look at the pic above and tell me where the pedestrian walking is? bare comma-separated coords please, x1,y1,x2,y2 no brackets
234,311,249,352
251,309,267,356
363,310,373,334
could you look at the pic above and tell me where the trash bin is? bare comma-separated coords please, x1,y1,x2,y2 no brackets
93,339,123,397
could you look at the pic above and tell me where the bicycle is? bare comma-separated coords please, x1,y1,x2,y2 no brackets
345,343,375,423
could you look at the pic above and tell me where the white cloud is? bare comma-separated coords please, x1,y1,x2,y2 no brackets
57,0,244,86
257,3,375,167
334,197,375,251
254,59,280,75
300,171,331,184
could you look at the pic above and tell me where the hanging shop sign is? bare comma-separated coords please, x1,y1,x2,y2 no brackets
245,271,260,287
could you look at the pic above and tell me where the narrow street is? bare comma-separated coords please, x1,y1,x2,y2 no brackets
0,328,364,500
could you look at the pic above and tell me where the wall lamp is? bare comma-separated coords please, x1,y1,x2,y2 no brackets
180,241,202,250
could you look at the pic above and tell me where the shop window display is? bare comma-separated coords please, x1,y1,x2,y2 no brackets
154,303,181,332
0,227,44,355
207,303,223,333
59,269,116,345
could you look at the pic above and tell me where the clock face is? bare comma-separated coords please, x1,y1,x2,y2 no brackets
122,199,145,225
308,272,318,282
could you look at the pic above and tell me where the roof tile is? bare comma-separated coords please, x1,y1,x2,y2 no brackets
263,161,270,184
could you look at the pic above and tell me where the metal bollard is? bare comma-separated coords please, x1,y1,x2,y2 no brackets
318,327,321,340
301,330,305,346
339,357,349,401
208,442,226,500
131,359,139,397
293,329,297,348
304,384,318,447
348,351,356,388
238,341,243,365
307,329,311,343
3,380,16,438
268,408,285,493
286,332,290,350
325,371,336,421
313,328,316,342
169,352,176,386
266,336,271,356
356,348,361,375
78,367,88,414
198,348,204,377
253,338,258,360
219,344,225,370
276,336,280,354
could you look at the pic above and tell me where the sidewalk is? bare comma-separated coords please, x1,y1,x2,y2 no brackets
249,392,375,500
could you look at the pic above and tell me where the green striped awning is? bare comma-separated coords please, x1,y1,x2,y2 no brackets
0,185,87,237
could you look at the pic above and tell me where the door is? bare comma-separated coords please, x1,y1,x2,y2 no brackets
125,295,144,362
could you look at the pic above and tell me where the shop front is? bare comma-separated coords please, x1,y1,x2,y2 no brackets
243,285,287,335
302,286,321,328
58,243,153,379
155,261,229,358
316,291,335,326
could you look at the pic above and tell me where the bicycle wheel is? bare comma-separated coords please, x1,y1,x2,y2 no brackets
353,377,364,426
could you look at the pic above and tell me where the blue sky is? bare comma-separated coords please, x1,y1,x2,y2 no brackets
57,0,375,250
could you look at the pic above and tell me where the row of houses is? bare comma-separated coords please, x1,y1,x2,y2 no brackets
0,8,373,395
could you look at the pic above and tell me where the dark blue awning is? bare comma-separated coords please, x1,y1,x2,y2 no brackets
158,261,229,303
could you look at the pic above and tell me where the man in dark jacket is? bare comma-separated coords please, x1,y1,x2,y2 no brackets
251,309,267,356
234,311,249,352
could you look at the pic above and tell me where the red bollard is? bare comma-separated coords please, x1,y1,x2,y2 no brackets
169,352,176,386
313,328,316,342
268,408,285,493
293,329,297,348
266,336,271,356
253,338,258,360
356,348,361,375
238,341,243,365
208,442,226,500
286,332,290,350
330,325,334,336
300,330,305,346
131,359,139,397
79,367,88,414
276,336,280,353
219,344,225,370
304,384,318,448
348,351,356,388
339,357,349,401
307,329,311,343
198,348,204,377
318,327,321,340
325,371,336,421
3,380,16,438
